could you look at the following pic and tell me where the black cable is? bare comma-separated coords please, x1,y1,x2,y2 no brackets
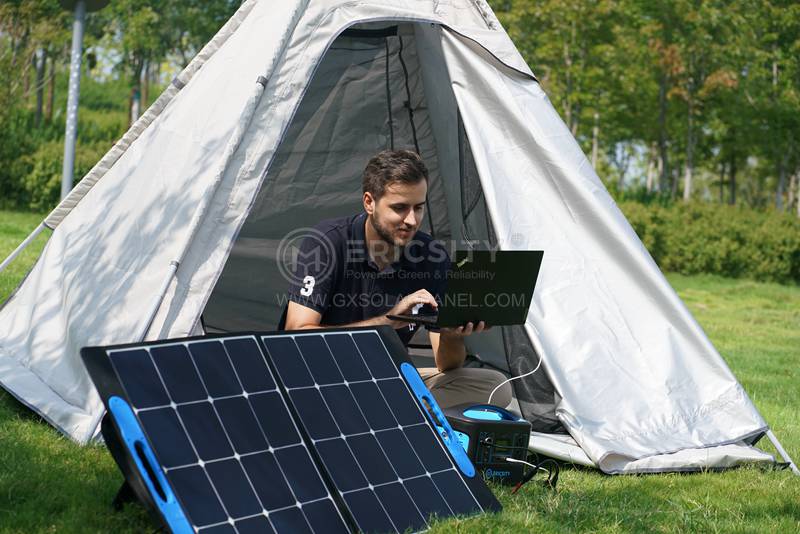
511,458,560,494
484,442,531,454
397,36,420,154
459,115,482,223
397,35,435,238
385,38,394,150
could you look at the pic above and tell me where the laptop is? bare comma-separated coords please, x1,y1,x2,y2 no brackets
387,250,543,328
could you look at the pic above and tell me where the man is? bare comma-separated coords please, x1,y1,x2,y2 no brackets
282,150,512,409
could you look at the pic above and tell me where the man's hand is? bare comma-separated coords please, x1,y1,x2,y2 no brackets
429,322,490,372
440,321,490,339
386,289,438,329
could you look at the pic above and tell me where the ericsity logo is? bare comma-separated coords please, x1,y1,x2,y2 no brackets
276,227,336,289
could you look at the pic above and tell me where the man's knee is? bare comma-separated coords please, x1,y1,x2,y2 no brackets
477,368,513,407
424,367,513,409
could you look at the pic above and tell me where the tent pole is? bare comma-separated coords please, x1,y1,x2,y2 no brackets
0,223,46,275
136,260,180,342
131,73,269,346
767,430,800,475
84,260,181,442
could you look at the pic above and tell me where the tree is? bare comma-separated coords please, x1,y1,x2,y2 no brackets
101,0,240,125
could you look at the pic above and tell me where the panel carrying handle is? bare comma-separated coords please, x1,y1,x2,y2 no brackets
108,396,193,533
400,363,476,477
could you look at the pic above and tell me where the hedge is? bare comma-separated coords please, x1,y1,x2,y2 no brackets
9,108,125,212
619,201,800,284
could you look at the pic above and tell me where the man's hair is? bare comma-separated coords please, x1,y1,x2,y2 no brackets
362,150,429,200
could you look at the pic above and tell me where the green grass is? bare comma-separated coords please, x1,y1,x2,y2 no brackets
0,211,798,533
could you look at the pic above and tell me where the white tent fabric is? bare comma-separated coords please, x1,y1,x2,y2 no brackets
436,30,769,471
526,432,775,473
0,0,776,473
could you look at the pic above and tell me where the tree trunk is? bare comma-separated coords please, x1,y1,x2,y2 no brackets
719,161,725,204
776,137,792,211
788,170,796,214
141,59,149,110
129,56,144,125
776,157,787,211
563,47,572,130
130,86,141,124
682,98,694,202
591,112,599,169
571,104,580,137
796,168,800,219
646,145,656,193
563,20,577,134
24,51,33,95
729,155,736,205
46,52,55,122
658,73,669,193
34,48,46,127
671,165,679,200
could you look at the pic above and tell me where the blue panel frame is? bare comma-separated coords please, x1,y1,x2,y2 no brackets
399,363,476,478
108,396,193,534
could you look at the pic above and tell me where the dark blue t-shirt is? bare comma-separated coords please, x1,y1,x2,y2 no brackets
285,212,449,345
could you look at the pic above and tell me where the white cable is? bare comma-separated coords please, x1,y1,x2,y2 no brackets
505,456,550,473
504,457,536,469
487,352,542,406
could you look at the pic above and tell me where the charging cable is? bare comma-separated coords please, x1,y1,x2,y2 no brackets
504,457,559,493
487,351,542,406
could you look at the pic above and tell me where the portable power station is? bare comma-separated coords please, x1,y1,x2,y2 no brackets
440,403,532,485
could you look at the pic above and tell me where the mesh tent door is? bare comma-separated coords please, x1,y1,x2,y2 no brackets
204,24,450,332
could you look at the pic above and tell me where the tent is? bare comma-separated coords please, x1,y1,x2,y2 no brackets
0,0,795,475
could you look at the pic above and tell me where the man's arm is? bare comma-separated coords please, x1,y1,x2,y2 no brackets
284,288,439,331
284,301,394,330
429,331,466,371
428,322,489,372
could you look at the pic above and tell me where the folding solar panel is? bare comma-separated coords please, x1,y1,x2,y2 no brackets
82,326,501,533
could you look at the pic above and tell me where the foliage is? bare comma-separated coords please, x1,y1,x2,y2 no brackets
0,74,128,211
17,139,112,212
492,0,800,210
0,0,238,213
0,1,70,209
621,200,800,283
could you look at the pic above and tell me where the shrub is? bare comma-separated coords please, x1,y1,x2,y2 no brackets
19,140,111,212
618,201,800,284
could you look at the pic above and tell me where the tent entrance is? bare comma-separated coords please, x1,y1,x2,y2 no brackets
202,22,564,432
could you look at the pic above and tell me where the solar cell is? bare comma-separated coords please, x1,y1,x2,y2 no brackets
149,345,206,403
136,408,196,468
188,340,243,397
293,335,344,385
323,334,371,381
109,349,169,408
82,327,500,534
351,331,399,379
348,381,398,430
248,392,301,448
261,336,314,388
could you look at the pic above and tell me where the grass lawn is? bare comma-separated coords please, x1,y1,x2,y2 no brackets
0,210,798,533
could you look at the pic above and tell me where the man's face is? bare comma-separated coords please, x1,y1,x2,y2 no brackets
365,180,428,247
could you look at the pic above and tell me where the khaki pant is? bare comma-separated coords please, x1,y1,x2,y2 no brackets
417,367,513,409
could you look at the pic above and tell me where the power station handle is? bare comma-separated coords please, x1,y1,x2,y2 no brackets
108,396,193,534
400,363,476,477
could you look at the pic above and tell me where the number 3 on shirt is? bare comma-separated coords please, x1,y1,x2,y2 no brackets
300,275,315,296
